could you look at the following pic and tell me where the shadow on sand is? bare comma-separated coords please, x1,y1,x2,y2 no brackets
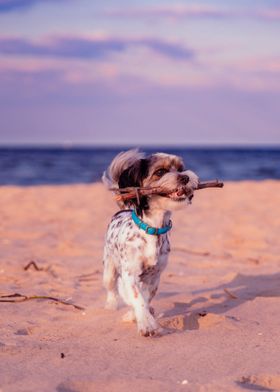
159,272,280,332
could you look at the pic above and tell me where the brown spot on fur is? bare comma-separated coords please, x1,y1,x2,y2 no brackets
150,288,157,298
127,234,137,242
139,265,159,282
141,258,149,269
132,285,138,298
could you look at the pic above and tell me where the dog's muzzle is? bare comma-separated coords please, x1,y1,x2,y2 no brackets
168,186,193,202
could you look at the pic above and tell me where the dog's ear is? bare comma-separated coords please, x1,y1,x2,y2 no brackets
118,159,150,216
118,158,149,188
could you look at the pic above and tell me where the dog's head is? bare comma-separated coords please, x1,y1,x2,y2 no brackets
103,149,199,216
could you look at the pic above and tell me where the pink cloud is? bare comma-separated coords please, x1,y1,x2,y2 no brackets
255,7,280,20
1,67,280,146
104,4,280,22
105,5,231,19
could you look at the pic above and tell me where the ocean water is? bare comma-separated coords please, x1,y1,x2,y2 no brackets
0,146,279,185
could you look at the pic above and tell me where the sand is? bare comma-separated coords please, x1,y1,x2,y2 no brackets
1,181,280,392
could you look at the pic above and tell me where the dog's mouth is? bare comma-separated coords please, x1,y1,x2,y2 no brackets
167,187,193,202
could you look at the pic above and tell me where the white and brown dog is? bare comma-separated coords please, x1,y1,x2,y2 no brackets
102,149,199,336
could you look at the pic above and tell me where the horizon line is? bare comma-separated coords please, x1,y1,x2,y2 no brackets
0,143,279,150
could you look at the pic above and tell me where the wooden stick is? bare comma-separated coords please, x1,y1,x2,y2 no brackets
197,180,224,189
224,288,238,299
109,180,223,202
24,261,44,271
0,293,85,311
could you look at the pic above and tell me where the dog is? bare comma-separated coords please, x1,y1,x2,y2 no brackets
102,149,199,336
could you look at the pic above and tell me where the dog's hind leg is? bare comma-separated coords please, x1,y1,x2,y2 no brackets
103,254,119,310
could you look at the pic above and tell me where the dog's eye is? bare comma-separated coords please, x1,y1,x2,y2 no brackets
154,168,168,177
177,166,185,173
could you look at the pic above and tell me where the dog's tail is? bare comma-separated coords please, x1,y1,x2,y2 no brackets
102,149,145,189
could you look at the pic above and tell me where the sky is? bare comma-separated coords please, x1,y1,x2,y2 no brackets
0,0,279,146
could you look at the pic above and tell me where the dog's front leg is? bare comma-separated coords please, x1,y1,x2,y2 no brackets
120,270,158,337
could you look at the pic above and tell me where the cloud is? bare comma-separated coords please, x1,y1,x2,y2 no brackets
0,35,195,61
104,4,280,22
0,0,67,12
2,50,280,95
105,5,232,19
1,67,280,146
0,0,37,12
256,7,280,20
135,38,194,60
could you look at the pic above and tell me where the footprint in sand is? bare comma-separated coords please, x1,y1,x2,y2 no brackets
237,374,280,391
57,379,167,392
159,312,230,331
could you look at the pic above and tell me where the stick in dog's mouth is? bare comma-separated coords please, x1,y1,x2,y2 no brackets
165,186,192,201
167,179,224,202
111,180,224,203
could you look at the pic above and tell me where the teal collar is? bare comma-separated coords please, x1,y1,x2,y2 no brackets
131,210,172,236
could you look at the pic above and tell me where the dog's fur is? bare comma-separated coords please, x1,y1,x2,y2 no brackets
102,149,199,336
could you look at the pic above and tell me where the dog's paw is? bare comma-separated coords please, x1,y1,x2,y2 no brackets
137,312,159,337
139,325,162,337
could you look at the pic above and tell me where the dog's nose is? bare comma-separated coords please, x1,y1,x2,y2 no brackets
179,175,189,185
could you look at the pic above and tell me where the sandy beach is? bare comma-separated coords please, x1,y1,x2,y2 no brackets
1,180,280,392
